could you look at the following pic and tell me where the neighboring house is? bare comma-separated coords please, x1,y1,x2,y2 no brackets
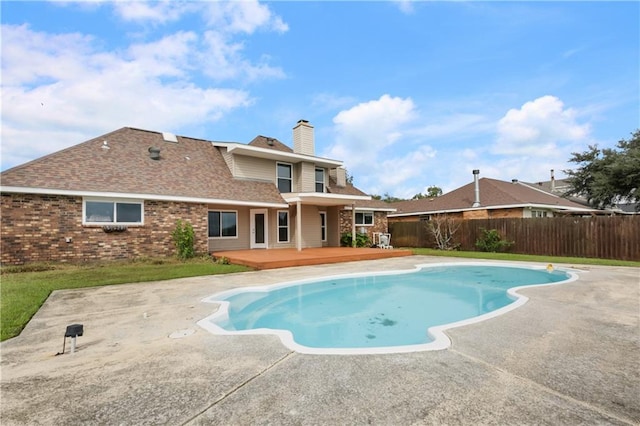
523,170,638,214
0,120,394,265
388,170,606,222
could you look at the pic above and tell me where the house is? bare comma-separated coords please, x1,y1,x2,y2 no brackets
0,120,394,265
523,169,638,214
388,170,606,223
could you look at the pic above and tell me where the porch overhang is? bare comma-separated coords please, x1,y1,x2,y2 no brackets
282,192,371,251
282,192,371,207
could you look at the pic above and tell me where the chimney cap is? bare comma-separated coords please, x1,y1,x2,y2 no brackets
472,169,480,175
297,119,309,124
512,179,518,183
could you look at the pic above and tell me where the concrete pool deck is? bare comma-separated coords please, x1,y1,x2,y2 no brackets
1,256,638,425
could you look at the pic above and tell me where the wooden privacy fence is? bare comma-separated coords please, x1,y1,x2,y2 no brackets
389,216,640,261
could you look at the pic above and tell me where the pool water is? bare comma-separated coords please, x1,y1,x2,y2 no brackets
199,263,575,354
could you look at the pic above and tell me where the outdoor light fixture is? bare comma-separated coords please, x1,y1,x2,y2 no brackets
56,324,84,356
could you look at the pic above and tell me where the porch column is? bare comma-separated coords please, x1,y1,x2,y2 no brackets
351,203,356,247
296,200,302,251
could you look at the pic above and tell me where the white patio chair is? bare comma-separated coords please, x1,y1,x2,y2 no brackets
378,233,393,249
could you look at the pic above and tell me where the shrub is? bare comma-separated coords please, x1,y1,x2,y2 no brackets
475,228,513,252
172,219,195,260
340,232,371,248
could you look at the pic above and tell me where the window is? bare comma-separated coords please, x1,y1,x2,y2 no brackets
319,211,327,241
277,210,289,243
84,199,143,225
208,211,237,238
277,163,292,193
531,210,548,218
315,168,325,193
355,212,374,226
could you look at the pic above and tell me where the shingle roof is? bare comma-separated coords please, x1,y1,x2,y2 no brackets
248,136,293,153
390,177,592,216
0,127,286,205
327,177,394,210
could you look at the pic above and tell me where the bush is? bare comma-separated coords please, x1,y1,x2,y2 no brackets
475,228,513,252
340,232,371,247
172,220,195,259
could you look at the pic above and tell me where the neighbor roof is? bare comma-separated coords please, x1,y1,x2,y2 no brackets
0,127,287,207
389,177,597,217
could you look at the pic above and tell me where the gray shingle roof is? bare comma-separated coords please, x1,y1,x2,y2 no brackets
1,127,286,205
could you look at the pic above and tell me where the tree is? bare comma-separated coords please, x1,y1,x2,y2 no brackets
426,214,461,251
412,186,443,200
564,130,640,210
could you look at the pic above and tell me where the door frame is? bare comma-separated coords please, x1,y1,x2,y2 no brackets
250,209,268,249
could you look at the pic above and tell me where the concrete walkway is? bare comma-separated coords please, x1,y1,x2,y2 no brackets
1,256,638,425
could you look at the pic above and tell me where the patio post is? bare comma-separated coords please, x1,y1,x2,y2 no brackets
351,203,356,247
296,200,302,251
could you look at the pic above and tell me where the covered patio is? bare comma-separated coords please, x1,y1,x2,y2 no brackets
212,247,413,269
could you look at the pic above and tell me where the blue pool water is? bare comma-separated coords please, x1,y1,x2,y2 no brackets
199,263,575,354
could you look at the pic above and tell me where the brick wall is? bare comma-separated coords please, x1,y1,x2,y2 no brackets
1,193,209,265
338,210,389,244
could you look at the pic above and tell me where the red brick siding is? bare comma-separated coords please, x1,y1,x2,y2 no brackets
1,193,208,265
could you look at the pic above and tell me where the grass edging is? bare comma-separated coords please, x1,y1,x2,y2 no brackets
0,258,252,342
410,248,640,267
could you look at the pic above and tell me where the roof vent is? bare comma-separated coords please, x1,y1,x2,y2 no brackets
162,132,178,143
472,169,481,208
512,179,518,183
148,147,161,160
267,138,275,146
102,141,110,150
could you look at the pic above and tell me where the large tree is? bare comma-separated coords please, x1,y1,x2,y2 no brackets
564,129,640,210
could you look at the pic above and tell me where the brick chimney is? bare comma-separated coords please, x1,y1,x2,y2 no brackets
293,120,314,156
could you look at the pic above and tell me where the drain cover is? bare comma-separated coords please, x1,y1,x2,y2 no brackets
169,329,195,339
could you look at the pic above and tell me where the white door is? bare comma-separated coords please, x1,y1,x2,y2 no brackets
250,209,268,249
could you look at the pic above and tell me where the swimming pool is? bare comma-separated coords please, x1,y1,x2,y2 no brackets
198,262,578,355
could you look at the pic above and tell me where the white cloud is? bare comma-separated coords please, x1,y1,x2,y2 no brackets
113,1,195,24
324,94,416,172
494,95,590,155
394,0,415,15
0,1,290,169
202,0,289,34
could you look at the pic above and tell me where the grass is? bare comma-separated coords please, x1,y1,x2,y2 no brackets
0,257,251,342
411,248,640,267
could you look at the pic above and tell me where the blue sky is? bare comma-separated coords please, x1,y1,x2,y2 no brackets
2,1,638,197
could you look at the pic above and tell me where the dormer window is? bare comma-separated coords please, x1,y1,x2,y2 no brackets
315,168,325,193
277,162,292,192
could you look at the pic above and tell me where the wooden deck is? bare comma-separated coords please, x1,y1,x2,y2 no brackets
212,247,413,270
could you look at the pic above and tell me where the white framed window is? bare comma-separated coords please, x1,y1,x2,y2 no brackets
315,168,325,193
83,198,143,225
208,210,238,238
355,211,374,226
277,162,293,193
319,211,327,242
531,210,548,218
277,210,289,243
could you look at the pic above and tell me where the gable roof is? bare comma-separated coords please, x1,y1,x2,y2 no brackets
248,135,293,153
389,177,598,217
0,127,287,207
326,176,394,211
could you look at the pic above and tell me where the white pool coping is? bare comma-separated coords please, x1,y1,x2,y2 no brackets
197,262,581,355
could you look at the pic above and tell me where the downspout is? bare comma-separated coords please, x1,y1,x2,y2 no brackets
296,200,302,251
351,203,356,247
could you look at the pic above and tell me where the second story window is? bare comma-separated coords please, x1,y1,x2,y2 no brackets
277,162,292,192
315,168,325,193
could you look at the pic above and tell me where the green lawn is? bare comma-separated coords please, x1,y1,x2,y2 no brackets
0,258,251,341
411,248,640,267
